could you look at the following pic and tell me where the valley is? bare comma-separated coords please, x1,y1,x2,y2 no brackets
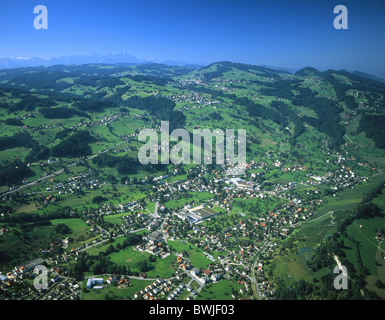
0,61,385,300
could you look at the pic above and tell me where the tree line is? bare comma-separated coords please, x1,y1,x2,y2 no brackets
123,95,186,131
68,233,143,280
92,153,139,175
51,130,94,157
358,114,385,149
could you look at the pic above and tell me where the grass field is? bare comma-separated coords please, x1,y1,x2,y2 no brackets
50,218,91,245
168,240,214,268
164,191,214,209
342,186,385,297
85,237,125,256
109,246,176,278
346,220,383,275
265,173,385,291
81,278,153,300
230,195,286,217
145,201,156,214
297,172,385,246
2,61,385,301
270,253,314,285
104,213,128,225
109,117,144,136
195,280,246,300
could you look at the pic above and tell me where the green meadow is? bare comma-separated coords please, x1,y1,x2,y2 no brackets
168,240,214,268
81,278,153,300
109,246,176,279
196,280,246,300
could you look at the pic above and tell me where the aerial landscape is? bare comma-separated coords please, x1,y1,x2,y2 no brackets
1,0,385,305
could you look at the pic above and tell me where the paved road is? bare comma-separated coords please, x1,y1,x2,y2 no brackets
302,211,334,224
249,226,271,300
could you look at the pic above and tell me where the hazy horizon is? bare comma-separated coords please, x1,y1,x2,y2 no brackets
2,0,385,77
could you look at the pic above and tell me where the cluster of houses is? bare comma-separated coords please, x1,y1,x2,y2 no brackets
119,210,149,232
52,169,102,195
176,77,205,87
136,230,166,255
136,277,196,301
38,193,59,205
0,258,81,300
323,165,364,192
254,263,274,298
1,112,375,301
64,112,122,131
0,258,45,295
167,91,213,108
42,276,81,300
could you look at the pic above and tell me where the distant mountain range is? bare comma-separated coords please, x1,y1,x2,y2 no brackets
352,71,385,84
0,52,145,69
0,52,204,70
1,52,384,83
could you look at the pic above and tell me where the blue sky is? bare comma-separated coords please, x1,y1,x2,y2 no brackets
2,0,385,76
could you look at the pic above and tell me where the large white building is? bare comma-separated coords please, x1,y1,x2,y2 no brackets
86,278,103,289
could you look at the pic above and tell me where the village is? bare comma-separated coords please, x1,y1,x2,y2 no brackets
0,140,371,301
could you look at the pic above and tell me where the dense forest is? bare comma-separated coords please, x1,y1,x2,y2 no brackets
0,132,38,151
270,100,305,144
199,61,289,81
292,87,346,147
357,114,385,149
73,99,118,113
0,160,35,185
126,74,172,86
322,73,358,110
8,96,57,113
92,153,139,175
4,118,24,126
259,79,298,99
73,76,125,88
134,63,196,77
51,130,94,157
123,95,186,131
25,145,50,163
40,106,88,119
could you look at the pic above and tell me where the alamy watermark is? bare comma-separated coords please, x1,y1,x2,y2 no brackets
138,121,247,175
333,264,348,290
33,265,48,290
333,5,348,30
33,5,48,30
32,4,348,31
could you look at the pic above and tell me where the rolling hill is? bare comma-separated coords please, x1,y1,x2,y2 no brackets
0,61,385,300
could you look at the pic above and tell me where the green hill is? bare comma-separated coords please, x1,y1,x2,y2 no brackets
0,61,385,300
